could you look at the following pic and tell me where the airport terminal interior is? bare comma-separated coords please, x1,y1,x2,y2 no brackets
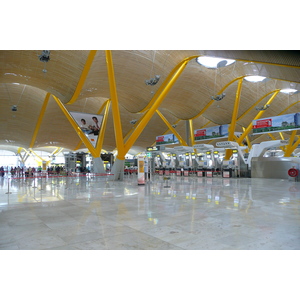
1,50,300,250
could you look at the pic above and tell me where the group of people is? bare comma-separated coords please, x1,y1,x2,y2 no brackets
80,117,100,135
0,166,41,178
47,165,65,175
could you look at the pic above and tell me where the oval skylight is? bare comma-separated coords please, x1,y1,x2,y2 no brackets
196,56,236,69
244,76,266,82
280,88,298,94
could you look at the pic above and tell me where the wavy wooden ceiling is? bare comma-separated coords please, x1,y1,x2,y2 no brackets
0,50,300,155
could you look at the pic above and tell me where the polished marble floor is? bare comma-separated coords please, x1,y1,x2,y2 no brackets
0,173,300,250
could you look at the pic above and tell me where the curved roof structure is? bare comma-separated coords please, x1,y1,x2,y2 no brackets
1,50,300,156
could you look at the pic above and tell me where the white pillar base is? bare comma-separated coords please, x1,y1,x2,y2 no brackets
110,158,124,181
93,157,105,174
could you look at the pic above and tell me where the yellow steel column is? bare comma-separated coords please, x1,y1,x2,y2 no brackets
284,136,300,157
74,141,83,151
17,148,26,164
228,78,243,141
98,99,110,114
244,127,252,150
268,133,276,140
94,100,111,157
105,50,125,159
237,90,279,122
123,58,190,155
29,150,45,163
150,119,182,147
155,110,187,146
237,90,280,145
191,76,245,120
29,92,51,148
189,119,195,146
139,56,199,114
225,78,243,159
267,133,286,152
279,101,300,115
66,50,97,105
284,130,297,157
52,95,97,157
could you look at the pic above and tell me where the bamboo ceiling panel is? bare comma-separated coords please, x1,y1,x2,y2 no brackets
0,50,300,155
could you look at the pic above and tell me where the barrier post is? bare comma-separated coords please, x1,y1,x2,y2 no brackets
5,178,12,194
32,173,37,188
40,174,43,190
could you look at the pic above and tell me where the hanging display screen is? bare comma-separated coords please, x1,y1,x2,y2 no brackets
155,134,179,145
252,113,300,135
194,124,229,140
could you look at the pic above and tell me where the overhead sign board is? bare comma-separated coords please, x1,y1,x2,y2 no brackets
194,124,229,141
156,134,179,145
216,141,239,148
252,113,300,135
146,146,165,151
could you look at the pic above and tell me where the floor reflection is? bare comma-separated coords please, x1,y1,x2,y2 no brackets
1,174,300,249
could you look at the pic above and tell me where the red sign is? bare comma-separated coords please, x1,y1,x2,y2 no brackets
288,168,299,177
253,119,272,129
195,129,206,137
156,136,164,142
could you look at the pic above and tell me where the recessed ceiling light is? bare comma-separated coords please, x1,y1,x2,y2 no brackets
244,76,266,82
196,56,235,69
280,88,298,94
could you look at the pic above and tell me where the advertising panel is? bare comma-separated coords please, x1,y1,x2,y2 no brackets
194,124,229,141
137,156,145,185
252,113,300,135
69,112,104,147
155,134,179,145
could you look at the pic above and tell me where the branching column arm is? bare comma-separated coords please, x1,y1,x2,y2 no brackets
284,136,300,157
278,101,300,116
52,95,97,157
225,78,243,159
190,76,245,120
29,92,51,148
243,127,252,151
66,50,97,105
139,56,199,114
237,90,281,145
105,50,125,159
228,78,244,141
237,90,278,122
155,110,188,146
189,119,195,146
123,59,190,155
94,100,111,157
284,130,298,157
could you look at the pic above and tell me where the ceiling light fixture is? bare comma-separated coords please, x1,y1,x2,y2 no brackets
196,56,235,69
39,50,50,62
280,88,298,94
211,93,226,101
256,104,270,111
145,75,160,86
244,76,266,82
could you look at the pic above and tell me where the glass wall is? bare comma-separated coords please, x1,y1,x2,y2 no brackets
0,150,65,170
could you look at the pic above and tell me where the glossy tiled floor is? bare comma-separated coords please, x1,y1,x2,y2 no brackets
1,173,300,250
